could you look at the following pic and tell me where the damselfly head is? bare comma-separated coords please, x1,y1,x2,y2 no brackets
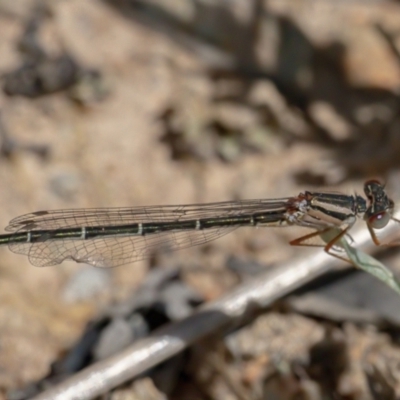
363,180,394,229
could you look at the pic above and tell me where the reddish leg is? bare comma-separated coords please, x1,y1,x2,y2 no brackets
290,227,352,264
367,218,400,247
367,224,381,246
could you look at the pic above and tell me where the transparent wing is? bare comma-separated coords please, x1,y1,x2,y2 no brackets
10,226,239,268
6,199,289,231
5,198,290,268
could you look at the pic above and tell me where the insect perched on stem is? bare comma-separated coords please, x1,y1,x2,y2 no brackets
0,180,396,268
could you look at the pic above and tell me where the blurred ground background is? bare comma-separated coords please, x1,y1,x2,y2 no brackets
2,0,400,399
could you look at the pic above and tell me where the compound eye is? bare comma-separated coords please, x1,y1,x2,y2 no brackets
368,212,391,229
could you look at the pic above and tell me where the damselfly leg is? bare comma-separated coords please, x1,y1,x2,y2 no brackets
289,226,354,264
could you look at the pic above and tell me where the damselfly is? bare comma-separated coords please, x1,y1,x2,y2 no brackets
0,180,396,268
